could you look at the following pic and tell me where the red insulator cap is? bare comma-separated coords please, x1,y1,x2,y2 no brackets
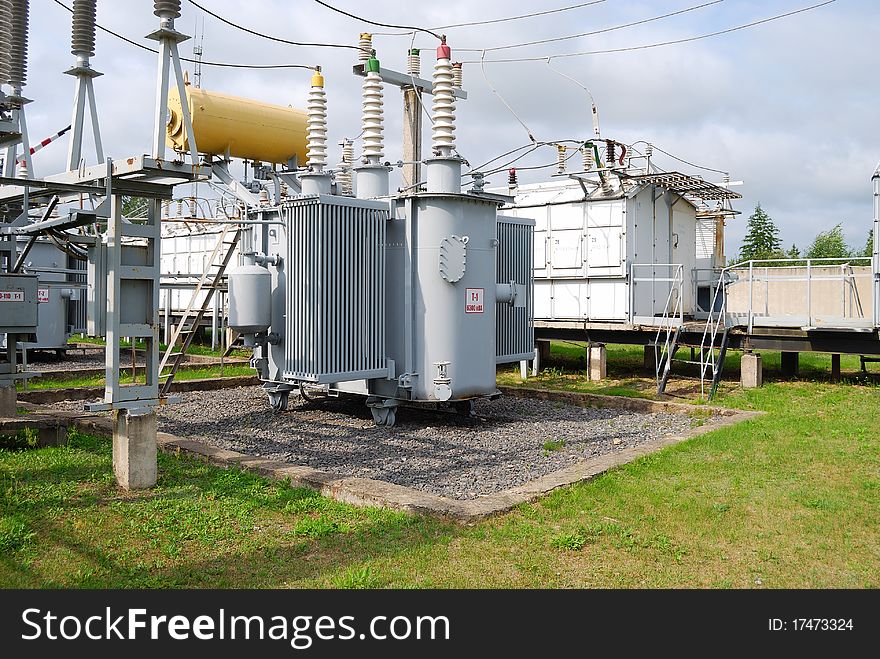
437,43,451,60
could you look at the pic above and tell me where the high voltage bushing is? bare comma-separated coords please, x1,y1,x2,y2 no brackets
361,55,384,160
306,70,327,170
70,0,97,57
357,33,372,62
0,0,12,83
7,0,29,88
153,0,181,19
431,40,456,154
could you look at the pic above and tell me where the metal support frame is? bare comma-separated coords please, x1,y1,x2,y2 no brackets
146,19,198,164
87,163,162,413
3,93,32,178
65,61,104,170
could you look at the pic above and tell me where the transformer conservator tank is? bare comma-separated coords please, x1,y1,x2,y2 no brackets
167,85,308,164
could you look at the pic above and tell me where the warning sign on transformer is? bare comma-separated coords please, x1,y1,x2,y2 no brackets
465,288,484,314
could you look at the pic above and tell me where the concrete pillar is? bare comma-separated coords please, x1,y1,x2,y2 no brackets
781,351,799,378
643,345,656,371
741,352,763,389
0,384,16,418
831,354,841,382
113,409,157,490
589,343,607,382
536,339,551,365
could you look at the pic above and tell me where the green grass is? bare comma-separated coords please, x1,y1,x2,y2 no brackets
2,342,879,588
18,365,254,391
543,438,566,454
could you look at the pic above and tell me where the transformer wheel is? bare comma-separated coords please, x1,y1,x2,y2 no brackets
268,391,289,413
452,400,474,416
370,405,397,428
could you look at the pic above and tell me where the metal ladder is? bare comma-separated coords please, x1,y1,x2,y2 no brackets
698,269,732,400
159,224,241,394
654,265,684,395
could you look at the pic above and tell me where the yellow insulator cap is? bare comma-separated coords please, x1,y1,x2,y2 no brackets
360,32,372,40
311,71,325,88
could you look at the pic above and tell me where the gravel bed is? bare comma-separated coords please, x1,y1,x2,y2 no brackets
143,386,699,500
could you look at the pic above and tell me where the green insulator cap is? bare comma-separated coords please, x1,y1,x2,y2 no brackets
366,56,381,72
409,48,419,55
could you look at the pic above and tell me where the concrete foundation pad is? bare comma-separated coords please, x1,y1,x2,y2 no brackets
113,410,157,490
589,344,607,381
741,352,763,389
0,384,16,418
43,389,760,522
0,416,68,447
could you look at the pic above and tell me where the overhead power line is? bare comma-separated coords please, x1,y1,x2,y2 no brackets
461,0,838,63
312,0,443,40
432,0,606,30
52,0,318,70
187,0,364,52
459,0,724,53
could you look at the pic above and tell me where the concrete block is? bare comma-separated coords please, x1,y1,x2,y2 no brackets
0,384,16,418
643,345,656,371
781,351,799,378
536,339,552,364
741,352,762,389
589,344,607,382
113,409,157,490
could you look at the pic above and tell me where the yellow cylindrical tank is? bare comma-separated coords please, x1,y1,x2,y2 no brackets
167,85,308,164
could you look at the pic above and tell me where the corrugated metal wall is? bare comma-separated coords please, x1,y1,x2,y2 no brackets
283,197,388,383
496,215,535,363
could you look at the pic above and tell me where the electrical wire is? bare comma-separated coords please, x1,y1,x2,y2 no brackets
313,0,443,40
52,0,318,70
461,0,837,63
432,0,606,30
639,142,729,175
187,0,364,52
480,50,536,143
458,0,723,53
483,143,582,177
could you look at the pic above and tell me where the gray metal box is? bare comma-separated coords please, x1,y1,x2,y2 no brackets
0,273,39,333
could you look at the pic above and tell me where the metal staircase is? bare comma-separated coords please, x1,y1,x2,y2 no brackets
654,266,731,399
698,270,732,400
159,223,241,394
653,265,684,394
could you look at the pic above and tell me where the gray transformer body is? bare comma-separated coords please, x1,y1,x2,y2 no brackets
232,187,534,422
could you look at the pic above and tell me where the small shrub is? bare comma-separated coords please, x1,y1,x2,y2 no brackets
291,515,342,538
550,531,587,551
0,516,35,552
543,438,566,454
0,428,38,451
332,565,381,589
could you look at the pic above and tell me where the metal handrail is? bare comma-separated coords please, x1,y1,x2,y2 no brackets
652,264,684,386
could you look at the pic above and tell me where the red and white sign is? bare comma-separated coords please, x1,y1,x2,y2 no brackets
0,291,25,302
38,288,50,304
465,288,484,314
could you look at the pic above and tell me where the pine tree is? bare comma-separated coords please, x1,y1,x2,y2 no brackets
739,204,782,262
863,228,875,258
785,243,800,260
805,224,851,260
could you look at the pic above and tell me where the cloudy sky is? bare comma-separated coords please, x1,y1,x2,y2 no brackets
19,0,878,256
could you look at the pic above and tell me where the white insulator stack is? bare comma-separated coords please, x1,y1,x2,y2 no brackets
556,145,567,174
431,47,456,155
16,156,27,178
70,0,96,60
0,0,13,85
581,145,594,171
357,33,372,62
335,139,353,196
7,0,29,89
153,0,181,19
362,69,384,162
452,62,462,88
407,49,420,77
306,82,327,171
